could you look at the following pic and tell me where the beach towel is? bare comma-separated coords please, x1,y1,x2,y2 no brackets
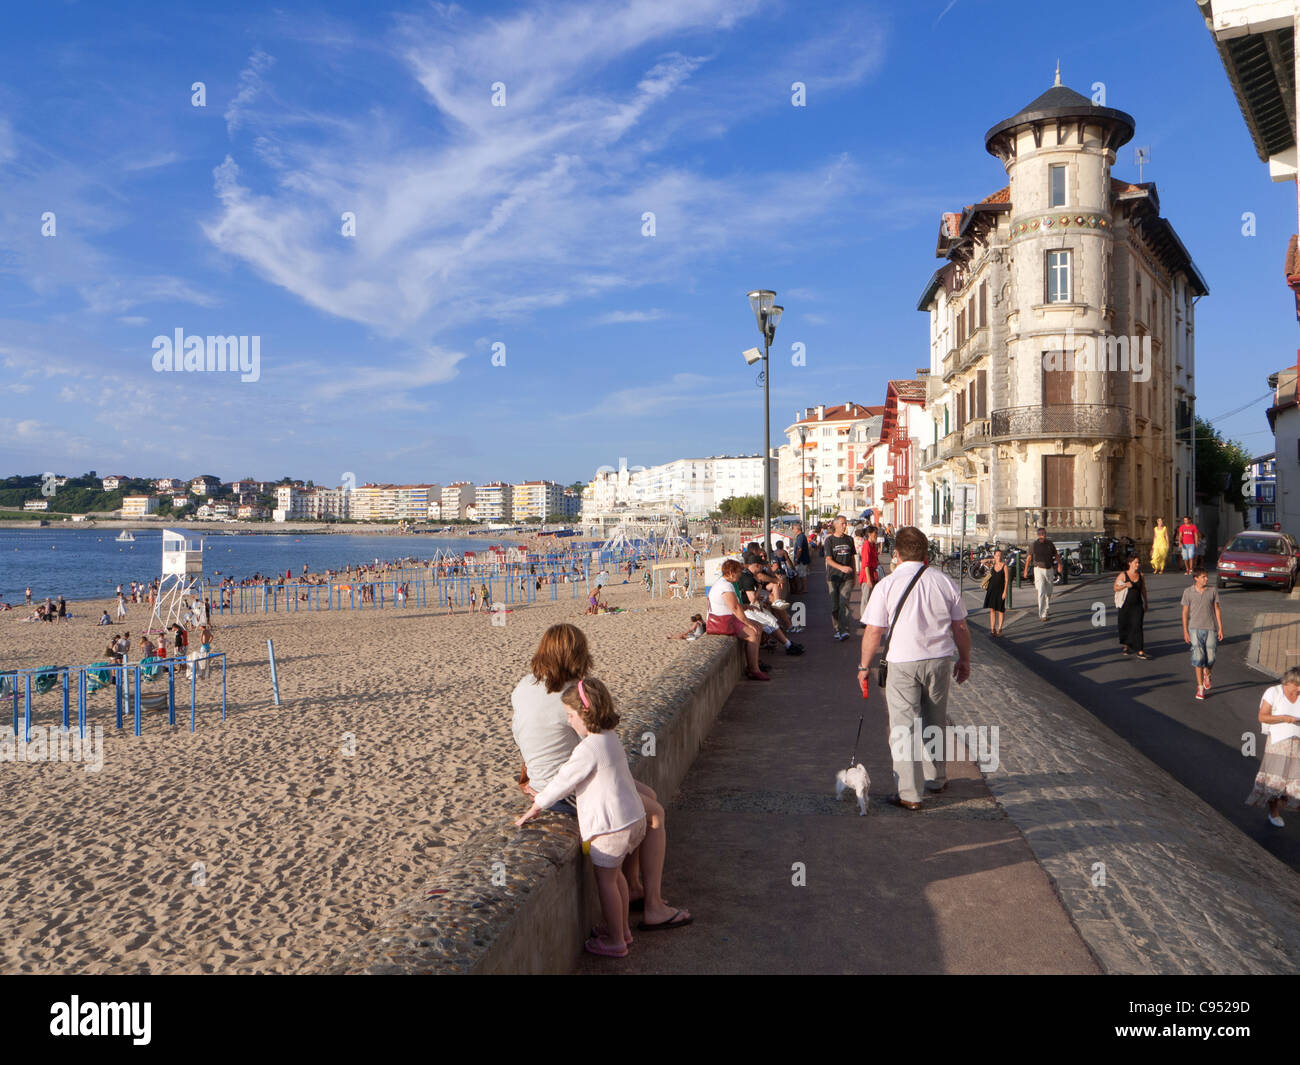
138,656,163,682
32,667,62,695
85,663,114,694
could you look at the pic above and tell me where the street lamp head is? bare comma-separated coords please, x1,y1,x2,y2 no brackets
747,289,777,333
742,346,763,366
766,305,783,339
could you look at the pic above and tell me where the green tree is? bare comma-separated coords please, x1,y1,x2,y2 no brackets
1194,416,1251,513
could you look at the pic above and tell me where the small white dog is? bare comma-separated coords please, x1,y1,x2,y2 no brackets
835,763,871,816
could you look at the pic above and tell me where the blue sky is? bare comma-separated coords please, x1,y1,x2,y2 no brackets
0,0,1291,486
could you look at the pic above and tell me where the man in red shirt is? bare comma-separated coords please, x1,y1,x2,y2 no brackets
859,525,881,591
1176,516,1200,576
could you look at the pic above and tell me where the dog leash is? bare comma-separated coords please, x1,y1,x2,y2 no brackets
847,715,863,770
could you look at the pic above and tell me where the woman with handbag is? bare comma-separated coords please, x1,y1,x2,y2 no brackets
1114,556,1150,659
981,548,1008,636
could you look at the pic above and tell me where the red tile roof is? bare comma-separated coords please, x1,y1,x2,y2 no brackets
890,380,927,403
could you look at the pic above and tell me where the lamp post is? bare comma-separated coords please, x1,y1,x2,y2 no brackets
797,425,807,530
745,289,782,557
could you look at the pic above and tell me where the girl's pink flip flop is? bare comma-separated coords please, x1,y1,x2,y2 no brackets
584,936,628,958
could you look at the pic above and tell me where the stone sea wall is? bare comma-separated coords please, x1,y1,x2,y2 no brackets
328,635,744,974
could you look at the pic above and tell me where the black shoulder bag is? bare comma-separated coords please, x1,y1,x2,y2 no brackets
877,562,929,689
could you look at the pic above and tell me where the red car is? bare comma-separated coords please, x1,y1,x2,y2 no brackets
1216,531,1300,592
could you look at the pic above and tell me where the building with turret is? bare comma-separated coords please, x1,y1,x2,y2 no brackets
917,74,1206,548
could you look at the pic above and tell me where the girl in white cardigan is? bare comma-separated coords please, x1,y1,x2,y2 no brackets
515,677,647,957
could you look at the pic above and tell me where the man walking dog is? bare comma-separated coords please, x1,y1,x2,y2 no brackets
858,527,970,809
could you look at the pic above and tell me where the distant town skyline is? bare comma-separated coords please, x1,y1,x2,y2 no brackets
0,0,1288,484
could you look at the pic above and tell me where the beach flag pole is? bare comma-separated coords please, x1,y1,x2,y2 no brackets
267,639,281,707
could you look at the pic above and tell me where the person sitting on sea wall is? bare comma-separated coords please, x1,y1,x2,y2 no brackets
511,624,691,933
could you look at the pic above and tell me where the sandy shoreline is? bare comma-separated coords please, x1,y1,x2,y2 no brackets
0,576,706,973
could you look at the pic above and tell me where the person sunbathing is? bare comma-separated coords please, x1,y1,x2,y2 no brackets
668,615,706,640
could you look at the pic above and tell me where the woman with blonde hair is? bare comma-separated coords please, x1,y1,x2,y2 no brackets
1150,517,1169,574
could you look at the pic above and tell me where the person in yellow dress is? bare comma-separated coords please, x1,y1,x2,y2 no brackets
1151,517,1170,574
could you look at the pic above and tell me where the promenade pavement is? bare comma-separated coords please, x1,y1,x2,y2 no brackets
577,557,1300,974
576,561,1099,974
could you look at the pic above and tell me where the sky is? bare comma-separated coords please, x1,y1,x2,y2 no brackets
0,0,1293,487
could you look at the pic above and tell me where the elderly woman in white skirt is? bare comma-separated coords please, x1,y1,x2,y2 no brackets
1247,667,1300,827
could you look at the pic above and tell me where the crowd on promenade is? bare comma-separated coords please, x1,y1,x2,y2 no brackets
506,515,1300,963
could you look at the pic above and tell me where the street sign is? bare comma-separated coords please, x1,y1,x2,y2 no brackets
956,484,977,533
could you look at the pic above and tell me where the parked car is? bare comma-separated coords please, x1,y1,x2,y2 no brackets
1216,531,1300,592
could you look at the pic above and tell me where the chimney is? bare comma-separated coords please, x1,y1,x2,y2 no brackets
817,405,825,421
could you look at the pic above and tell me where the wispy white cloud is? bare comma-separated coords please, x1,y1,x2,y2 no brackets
225,50,275,135
201,0,885,357
592,309,666,325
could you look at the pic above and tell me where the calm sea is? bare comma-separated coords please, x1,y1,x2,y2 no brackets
0,529,532,604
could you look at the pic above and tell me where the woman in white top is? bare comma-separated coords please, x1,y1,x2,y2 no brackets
517,677,646,958
1247,667,1300,827
705,558,766,680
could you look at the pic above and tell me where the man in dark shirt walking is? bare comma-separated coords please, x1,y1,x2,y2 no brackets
1023,527,1062,622
824,515,857,640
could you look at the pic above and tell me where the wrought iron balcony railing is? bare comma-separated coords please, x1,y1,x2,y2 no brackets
989,404,1129,441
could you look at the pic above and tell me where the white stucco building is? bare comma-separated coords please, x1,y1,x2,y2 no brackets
917,76,1204,548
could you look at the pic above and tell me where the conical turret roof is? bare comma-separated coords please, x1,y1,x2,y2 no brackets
984,77,1134,157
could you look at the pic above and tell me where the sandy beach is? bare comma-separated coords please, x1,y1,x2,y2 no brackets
0,576,706,973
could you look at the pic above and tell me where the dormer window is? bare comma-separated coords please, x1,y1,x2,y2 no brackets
1049,164,1066,208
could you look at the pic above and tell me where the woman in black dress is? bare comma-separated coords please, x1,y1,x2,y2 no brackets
982,548,1008,636
1114,555,1150,659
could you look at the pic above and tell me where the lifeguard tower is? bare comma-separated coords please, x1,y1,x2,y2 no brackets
150,529,205,633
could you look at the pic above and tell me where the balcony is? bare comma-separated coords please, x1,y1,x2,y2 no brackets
919,443,941,470
1004,507,1107,538
939,431,963,460
989,404,1129,442
958,326,987,371
962,418,990,449
942,347,958,381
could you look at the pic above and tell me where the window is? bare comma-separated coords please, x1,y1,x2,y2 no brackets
1046,250,1071,303
1049,164,1066,207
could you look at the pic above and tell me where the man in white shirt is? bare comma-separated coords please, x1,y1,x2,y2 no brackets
857,527,971,809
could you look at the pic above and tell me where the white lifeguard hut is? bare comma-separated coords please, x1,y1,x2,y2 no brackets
150,529,205,634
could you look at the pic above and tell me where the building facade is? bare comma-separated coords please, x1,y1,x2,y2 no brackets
475,482,514,523
917,77,1205,548
441,482,475,520
581,455,775,521
512,480,566,522
778,404,881,519
122,495,158,517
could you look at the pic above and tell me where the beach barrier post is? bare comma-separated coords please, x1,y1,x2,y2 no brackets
115,665,124,729
62,670,70,732
133,665,142,737
221,654,227,721
167,663,176,727
22,672,32,743
190,659,197,730
267,639,281,707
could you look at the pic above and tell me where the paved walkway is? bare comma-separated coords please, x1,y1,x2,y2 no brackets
577,560,1300,974
576,564,1098,974
1250,612,1300,677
